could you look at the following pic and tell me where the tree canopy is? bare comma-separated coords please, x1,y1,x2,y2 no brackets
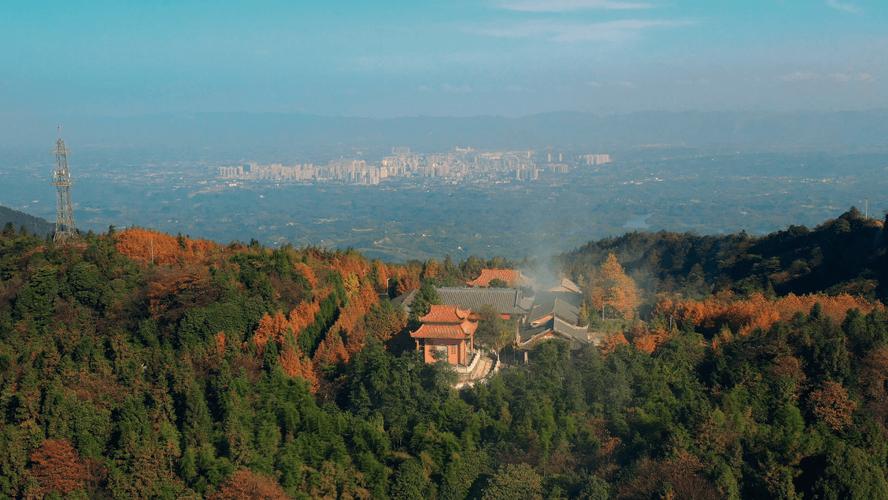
0,214,886,498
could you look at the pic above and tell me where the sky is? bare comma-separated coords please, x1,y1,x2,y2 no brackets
1,0,887,118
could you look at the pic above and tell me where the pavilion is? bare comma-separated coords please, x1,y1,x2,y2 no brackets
410,305,478,365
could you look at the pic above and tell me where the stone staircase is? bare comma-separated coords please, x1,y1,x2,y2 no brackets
455,351,498,389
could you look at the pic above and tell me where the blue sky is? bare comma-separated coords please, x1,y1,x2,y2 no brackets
1,0,886,117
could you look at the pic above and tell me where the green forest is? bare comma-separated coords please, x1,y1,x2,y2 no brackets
0,207,53,238
0,209,887,499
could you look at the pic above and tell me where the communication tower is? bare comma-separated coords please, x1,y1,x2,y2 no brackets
52,130,77,243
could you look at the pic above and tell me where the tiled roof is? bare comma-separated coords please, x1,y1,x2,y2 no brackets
552,316,590,342
410,321,477,339
517,317,589,347
466,269,522,287
518,324,550,343
518,295,535,311
528,292,582,325
420,304,472,324
437,287,531,316
519,289,589,348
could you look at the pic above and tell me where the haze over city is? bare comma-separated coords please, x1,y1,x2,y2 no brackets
2,1,888,260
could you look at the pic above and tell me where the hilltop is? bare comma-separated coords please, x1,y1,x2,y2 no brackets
0,205,54,236
0,215,886,498
560,208,888,303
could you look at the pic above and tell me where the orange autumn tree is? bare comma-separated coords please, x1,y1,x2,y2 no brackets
600,332,629,354
773,293,882,324
618,451,719,500
289,300,322,334
293,262,319,289
253,310,320,391
255,297,326,352
29,439,90,497
214,331,227,356
390,264,422,296
146,266,210,317
370,260,390,293
657,292,882,337
115,227,217,266
209,469,289,500
305,255,385,370
279,344,318,392
313,331,350,370
421,259,441,280
330,251,371,283
314,278,381,368
252,311,292,351
631,325,672,354
587,253,639,320
809,381,857,431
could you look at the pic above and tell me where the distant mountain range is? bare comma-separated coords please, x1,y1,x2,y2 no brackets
4,110,888,158
0,206,53,236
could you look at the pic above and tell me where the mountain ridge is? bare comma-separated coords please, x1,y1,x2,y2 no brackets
6,110,888,154
0,205,54,236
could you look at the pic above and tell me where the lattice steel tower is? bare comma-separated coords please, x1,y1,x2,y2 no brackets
52,131,77,243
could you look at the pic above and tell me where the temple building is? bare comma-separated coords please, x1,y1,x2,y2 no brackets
437,287,533,320
517,290,590,352
410,305,478,365
395,286,533,321
466,268,526,288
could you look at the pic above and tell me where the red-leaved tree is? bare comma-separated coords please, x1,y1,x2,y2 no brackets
209,469,290,500
29,439,89,497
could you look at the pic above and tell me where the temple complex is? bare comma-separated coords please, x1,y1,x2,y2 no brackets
398,270,594,368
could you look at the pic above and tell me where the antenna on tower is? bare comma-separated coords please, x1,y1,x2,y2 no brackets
52,130,77,244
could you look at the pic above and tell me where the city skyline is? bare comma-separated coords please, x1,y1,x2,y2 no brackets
215,146,610,185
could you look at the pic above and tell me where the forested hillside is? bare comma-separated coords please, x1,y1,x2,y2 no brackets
560,208,888,302
0,206,54,237
0,218,887,499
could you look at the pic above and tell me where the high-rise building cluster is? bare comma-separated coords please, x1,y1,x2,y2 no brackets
218,147,611,186
582,153,612,166
219,162,318,181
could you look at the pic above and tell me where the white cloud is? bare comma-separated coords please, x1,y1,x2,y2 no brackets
825,0,861,14
440,83,474,94
674,78,711,86
348,52,492,73
585,80,637,88
496,0,653,12
779,71,875,83
419,83,474,94
473,19,690,43
780,71,820,82
504,84,531,92
828,72,874,82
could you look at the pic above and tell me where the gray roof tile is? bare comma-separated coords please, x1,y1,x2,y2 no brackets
436,287,531,315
